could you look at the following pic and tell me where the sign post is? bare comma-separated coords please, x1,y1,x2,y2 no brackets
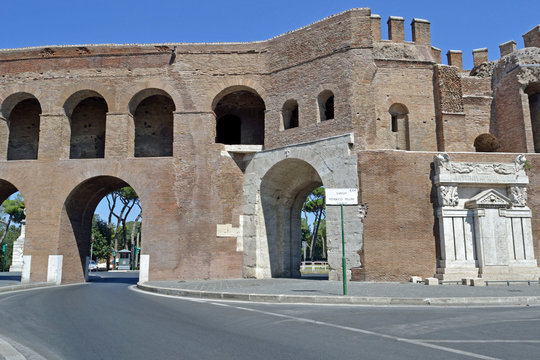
1,244,6,272
326,188,358,296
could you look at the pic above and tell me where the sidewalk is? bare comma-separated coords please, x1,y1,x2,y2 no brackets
138,277,540,306
0,272,53,293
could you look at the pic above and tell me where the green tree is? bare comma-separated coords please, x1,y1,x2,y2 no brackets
313,218,327,260
105,187,140,252
0,194,25,246
302,186,325,260
91,215,112,262
0,225,21,271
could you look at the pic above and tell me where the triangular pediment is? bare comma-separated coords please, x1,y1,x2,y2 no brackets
465,189,511,209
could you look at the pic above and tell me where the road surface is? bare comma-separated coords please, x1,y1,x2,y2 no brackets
0,272,539,359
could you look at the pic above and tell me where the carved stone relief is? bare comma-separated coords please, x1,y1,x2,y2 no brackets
509,186,528,207
439,185,459,207
433,153,539,281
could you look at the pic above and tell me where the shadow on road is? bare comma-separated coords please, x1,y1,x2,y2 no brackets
0,273,22,282
299,274,329,280
87,271,139,284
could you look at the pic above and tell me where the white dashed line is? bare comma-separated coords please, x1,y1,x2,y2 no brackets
130,285,503,359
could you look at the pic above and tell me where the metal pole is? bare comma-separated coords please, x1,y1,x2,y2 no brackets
341,204,347,295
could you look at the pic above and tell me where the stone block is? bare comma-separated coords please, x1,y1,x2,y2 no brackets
139,255,150,283
21,255,31,284
425,277,439,286
471,278,485,287
47,255,63,285
410,276,423,283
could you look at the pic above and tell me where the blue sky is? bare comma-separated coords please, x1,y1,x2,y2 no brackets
2,0,539,223
2,0,539,69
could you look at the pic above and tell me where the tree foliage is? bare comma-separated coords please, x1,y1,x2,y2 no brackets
91,215,112,261
105,187,141,252
0,194,25,246
302,186,326,261
0,225,21,271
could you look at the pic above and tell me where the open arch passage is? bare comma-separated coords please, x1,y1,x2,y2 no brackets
318,90,334,121
0,182,25,274
67,93,108,159
131,90,175,157
526,83,540,152
260,159,323,277
389,103,410,150
216,115,241,144
214,89,265,145
60,176,141,283
4,95,41,160
282,100,299,130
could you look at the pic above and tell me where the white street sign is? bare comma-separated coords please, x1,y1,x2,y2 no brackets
326,188,358,205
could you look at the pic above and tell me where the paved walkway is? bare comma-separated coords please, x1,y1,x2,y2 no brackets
139,277,540,306
0,272,21,287
3,272,540,306
0,272,52,293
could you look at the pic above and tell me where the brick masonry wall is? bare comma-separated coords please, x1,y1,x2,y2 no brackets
0,9,538,283
357,150,540,282
461,76,493,151
371,63,437,151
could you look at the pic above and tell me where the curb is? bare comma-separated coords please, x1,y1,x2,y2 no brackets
0,282,54,294
136,283,540,306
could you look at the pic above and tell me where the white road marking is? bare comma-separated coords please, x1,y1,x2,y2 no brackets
130,286,503,359
0,337,25,360
416,339,540,344
0,283,86,303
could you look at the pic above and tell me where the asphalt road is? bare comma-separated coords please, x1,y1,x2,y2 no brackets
0,272,539,360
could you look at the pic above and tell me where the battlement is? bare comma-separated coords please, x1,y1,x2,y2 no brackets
466,24,540,70
370,14,431,46
523,25,540,48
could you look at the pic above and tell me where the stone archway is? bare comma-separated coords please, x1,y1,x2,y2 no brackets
1,93,42,161
128,88,175,157
260,159,323,277
58,176,141,283
213,86,265,145
242,133,361,280
0,180,24,274
63,90,108,159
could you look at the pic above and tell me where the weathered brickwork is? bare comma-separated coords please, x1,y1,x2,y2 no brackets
0,8,539,283
357,152,540,282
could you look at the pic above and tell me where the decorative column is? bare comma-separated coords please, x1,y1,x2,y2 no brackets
433,153,540,280
435,182,478,280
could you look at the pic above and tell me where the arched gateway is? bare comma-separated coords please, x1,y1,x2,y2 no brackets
3,9,540,284
59,176,140,283
241,134,362,280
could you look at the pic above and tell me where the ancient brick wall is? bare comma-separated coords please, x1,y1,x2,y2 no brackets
357,151,540,282
0,8,539,282
461,76,493,152
371,63,437,151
